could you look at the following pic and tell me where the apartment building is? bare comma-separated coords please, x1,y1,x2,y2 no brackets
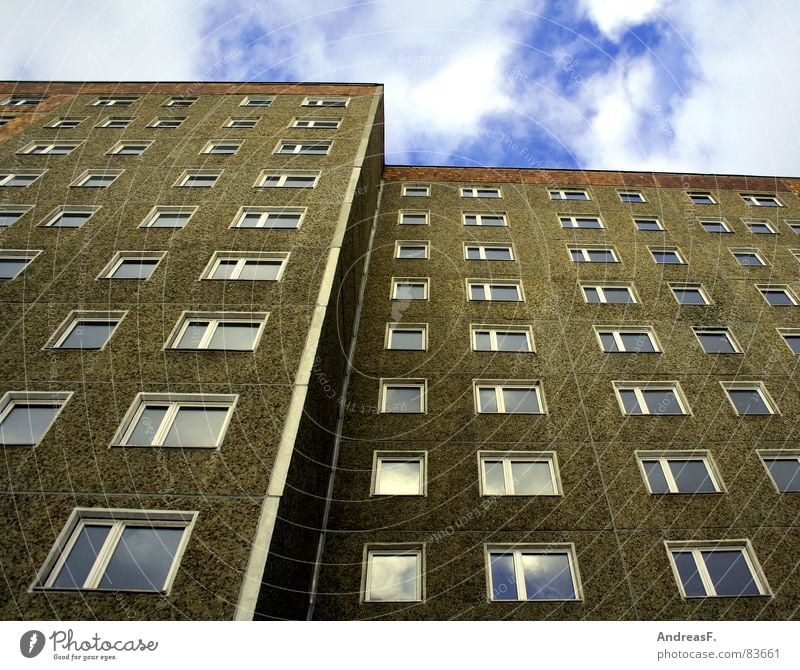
1,82,798,621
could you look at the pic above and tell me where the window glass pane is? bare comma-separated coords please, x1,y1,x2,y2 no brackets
584,287,601,303
110,260,158,279
510,461,554,494
398,246,426,258
764,290,793,306
636,219,661,230
239,260,282,280
52,524,111,588
672,551,706,597
701,550,760,596
0,404,60,445
390,330,424,350
496,332,529,352
163,406,228,446
642,389,682,414
575,218,601,228
484,247,511,260
376,459,421,495
599,332,618,352
489,553,518,600
482,461,506,495
669,460,716,493
210,260,237,279
736,253,762,265
620,333,655,352
176,322,208,349
385,387,422,412
51,213,90,228
502,388,540,413
208,322,260,350
98,526,183,590
0,259,28,278
368,554,418,601
0,212,23,226
728,389,770,414
60,321,116,349
478,388,498,413
604,288,633,303
401,214,427,225
674,289,704,304
395,283,424,299
619,389,641,414
488,285,519,300
521,552,575,599
764,459,800,492
474,332,492,351
150,214,189,228
588,250,615,262
642,460,669,493
697,333,734,353
470,285,486,300
466,248,481,260
126,406,168,445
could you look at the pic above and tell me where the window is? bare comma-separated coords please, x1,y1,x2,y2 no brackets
291,116,341,129
71,170,122,188
0,250,41,279
96,117,134,129
175,170,221,187
231,207,305,229
385,323,427,350
618,191,646,203
240,96,273,107
363,545,422,602
758,451,800,492
39,206,99,228
559,215,603,229
140,206,196,229
486,544,581,601
380,379,426,413
164,96,197,107
699,218,731,233
594,327,659,353
649,247,685,265
479,452,560,495
0,170,46,187
743,219,777,234
302,96,349,107
224,117,259,128
463,212,507,227
97,251,165,280
730,248,766,266
461,187,502,198
670,283,711,305
467,280,523,302
201,140,242,155
777,328,800,354
1,95,46,106
0,205,33,227
721,382,777,416
634,217,664,231
471,326,533,352
275,140,331,155
613,382,690,415
148,117,185,129
474,381,545,414
791,250,800,265
107,140,152,155
255,170,319,188
91,97,137,107
692,327,740,354
201,251,290,281
638,451,723,494
402,183,429,197
757,284,798,306
569,246,619,263
34,508,195,593
666,540,769,598
549,188,589,200
581,283,637,304
372,453,426,495
786,220,800,234
112,393,237,448
742,194,783,207
0,115,14,126
18,141,81,155
391,278,428,300
165,312,268,351
688,192,716,205
0,391,70,446
395,241,429,259
464,243,514,261
45,311,126,350
399,210,429,225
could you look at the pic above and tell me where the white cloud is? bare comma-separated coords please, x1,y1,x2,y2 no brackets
578,0,668,41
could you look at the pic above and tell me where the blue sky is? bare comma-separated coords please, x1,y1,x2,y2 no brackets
2,0,799,175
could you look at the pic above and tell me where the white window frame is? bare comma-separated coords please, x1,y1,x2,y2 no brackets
33,508,197,594
274,139,332,155
163,96,197,107
0,170,46,187
473,380,546,414
470,325,534,352
17,141,82,156
200,140,242,155
636,450,725,494
633,216,664,231
649,247,686,265
462,212,508,227
485,543,582,602
720,381,778,416
111,393,238,449
0,249,42,279
240,96,273,107
0,204,33,227
757,449,800,493
568,245,620,263
200,251,290,281
70,170,122,188
0,391,71,447
463,243,515,261
687,191,717,205
398,210,430,226
478,451,561,496
777,327,800,354
95,117,135,129
106,140,153,156
730,247,767,266
379,379,427,414
385,323,428,351
224,117,259,128
290,116,341,129
391,277,429,300
790,250,800,265
45,117,86,129
699,218,731,233
371,452,427,496
402,183,430,197
580,283,639,304
2,95,46,106
38,206,100,229
741,194,784,207
467,279,524,302
618,190,646,203
362,544,424,603
302,96,349,108
254,170,320,188
147,117,185,129
164,312,268,351
757,284,798,306
90,97,137,107
665,540,770,599
669,283,712,306
44,310,127,351
394,241,429,260
612,381,691,416
230,207,306,229
460,186,502,198
785,219,800,234
97,251,166,281
174,170,222,188
691,327,741,354
559,215,604,229
548,188,590,200
139,205,197,229
593,326,661,353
